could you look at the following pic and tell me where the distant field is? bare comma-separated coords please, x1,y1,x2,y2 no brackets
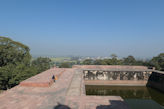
32,57,71,62
32,57,79,64
50,57,71,62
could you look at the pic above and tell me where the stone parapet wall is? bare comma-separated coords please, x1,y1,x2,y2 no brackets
73,65,148,70
83,70,152,81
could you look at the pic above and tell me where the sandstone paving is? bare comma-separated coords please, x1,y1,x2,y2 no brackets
0,67,130,109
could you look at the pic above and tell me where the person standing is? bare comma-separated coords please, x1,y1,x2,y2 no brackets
52,75,55,82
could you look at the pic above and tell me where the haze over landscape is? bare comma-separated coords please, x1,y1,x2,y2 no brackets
0,0,164,58
1,1,164,109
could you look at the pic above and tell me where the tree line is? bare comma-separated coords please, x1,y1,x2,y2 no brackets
1,36,164,90
57,53,164,71
0,36,52,90
82,54,164,71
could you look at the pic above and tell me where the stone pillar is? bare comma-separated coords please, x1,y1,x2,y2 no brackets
104,71,108,80
134,72,137,80
116,72,121,80
109,71,113,80
143,71,146,80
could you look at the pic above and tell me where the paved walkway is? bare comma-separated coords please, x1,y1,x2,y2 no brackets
0,68,130,109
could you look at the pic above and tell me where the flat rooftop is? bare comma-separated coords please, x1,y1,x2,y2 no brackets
0,65,151,109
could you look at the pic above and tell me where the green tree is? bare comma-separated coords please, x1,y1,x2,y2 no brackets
32,57,52,73
59,62,71,68
94,59,107,65
82,59,93,65
110,54,117,59
109,54,122,65
0,36,31,67
0,36,32,89
123,55,136,65
150,53,164,70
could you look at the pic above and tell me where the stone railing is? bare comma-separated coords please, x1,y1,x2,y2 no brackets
83,69,164,92
83,70,152,81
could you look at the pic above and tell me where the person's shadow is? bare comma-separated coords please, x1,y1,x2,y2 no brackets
53,100,129,109
96,100,129,109
53,103,71,109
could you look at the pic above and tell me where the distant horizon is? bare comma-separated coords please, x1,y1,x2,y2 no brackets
1,0,164,58
31,53,156,60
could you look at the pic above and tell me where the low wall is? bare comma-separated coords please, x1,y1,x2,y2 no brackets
147,71,164,92
83,70,152,86
83,69,164,92
73,65,148,70
83,70,152,81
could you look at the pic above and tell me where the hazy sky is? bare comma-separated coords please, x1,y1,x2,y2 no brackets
0,0,164,58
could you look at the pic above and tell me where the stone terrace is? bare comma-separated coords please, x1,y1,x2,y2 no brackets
0,66,133,109
19,68,65,87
